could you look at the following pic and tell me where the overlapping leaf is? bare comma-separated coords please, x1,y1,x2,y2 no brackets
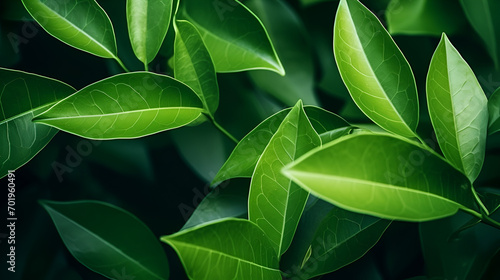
41,200,169,280
174,20,218,115
334,0,419,138
22,0,118,59
127,0,172,65
0,68,75,178
212,106,349,185
282,200,391,279
427,34,488,182
161,218,281,280
177,0,284,74
488,87,500,134
34,72,204,139
283,133,478,221
249,101,321,256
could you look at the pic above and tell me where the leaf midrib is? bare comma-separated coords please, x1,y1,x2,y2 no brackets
0,103,54,125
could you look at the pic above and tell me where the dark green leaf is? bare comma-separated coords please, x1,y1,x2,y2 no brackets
127,0,173,65
334,0,419,138
178,0,284,74
0,68,75,178
246,0,318,105
34,72,204,139
174,20,218,115
386,0,467,36
283,133,478,221
488,87,500,134
161,218,281,280
249,100,321,256
427,34,488,182
22,0,118,59
41,200,169,280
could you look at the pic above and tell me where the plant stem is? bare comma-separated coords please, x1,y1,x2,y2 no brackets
144,62,149,72
115,57,130,73
208,116,238,144
472,186,490,216
481,214,500,229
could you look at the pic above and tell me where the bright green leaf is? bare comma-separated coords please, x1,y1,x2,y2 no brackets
246,0,318,106
41,200,169,280
460,0,500,69
249,100,321,256
174,20,218,115
427,34,488,182
127,0,172,65
34,72,204,139
0,68,75,178
212,106,349,185
22,0,118,59
386,0,467,36
161,218,281,280
178,0,284,75
282,200,391,279
334,0,419,138
283,133,478,222
488,87,500,134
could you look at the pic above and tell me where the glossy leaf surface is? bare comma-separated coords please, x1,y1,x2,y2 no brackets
161,218,281,280
249,101,321,256
488,87,500,134
427,34,488,182
127,0,172,64
334,0,418,138
282,200,391,279
0,68,75,178
174,20,218,115
22,0,118,58
41,200,169,280
34,72,204,139
178,0,284,74
283,133,478,221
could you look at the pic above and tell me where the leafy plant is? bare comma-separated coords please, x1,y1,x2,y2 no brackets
2,0,500,279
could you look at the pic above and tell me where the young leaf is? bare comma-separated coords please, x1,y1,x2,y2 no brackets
174,20,219,115
282,200,391,279
283,133,478,222
212,106,350,185
386,0,466,36
460,0,500,69
34,72,204,140
22,0,118,59
249,100,321,256
488,87,500,134
0,68,75,178
161,218,281,280
41,200,169,280
177,0,284,75
427,34,488,182
334,0,419,138
246,0,318,105
127,0,173,65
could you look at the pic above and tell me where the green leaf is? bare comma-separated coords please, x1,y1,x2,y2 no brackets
22,0,118,59
174,20,218,115
249,100,321,256
282,200,391,279
181,180,249,230
41,200,169,280
0,68,75,178
283,133,478,222
488,87,500,134
460,0,500,69
161,218,281,280
426,34,488,182
212,106,349,185
246,0,318,106
386,0,467,36
178,0,284,75
34,72,204,140
127,0,173,65
334,0,419,138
